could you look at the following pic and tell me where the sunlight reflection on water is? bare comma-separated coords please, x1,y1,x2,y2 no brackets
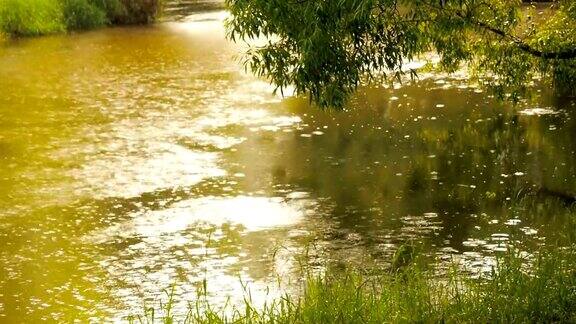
88,196,306,241
85,195,316,319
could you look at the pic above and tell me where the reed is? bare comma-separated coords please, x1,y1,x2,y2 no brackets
128,246,576,323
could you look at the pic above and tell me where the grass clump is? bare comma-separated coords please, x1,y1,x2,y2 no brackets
129,247,576,323
0,0,64,36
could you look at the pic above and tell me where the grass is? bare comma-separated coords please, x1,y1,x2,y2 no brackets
0,0,158,38
0,0,65,36
127,246,576,323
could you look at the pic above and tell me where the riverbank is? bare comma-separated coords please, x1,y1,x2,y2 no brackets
0,0,159,38
131,199,576,322
131,246,576,323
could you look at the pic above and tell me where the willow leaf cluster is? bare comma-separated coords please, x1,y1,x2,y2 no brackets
225,0,576,108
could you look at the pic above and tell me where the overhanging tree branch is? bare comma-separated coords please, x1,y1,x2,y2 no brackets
456,13,576,60
421,1,576,60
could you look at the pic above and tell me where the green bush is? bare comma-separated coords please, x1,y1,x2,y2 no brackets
110,0,158,25
61,0,107,30
62,0,159,26
90,0,126,22
0,0,65,36
0,0,158,37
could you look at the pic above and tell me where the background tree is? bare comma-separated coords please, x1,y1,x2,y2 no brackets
225,0,576,108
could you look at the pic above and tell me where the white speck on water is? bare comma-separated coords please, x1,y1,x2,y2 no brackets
286,191,309,199
521,227,538,235
518,107,559,116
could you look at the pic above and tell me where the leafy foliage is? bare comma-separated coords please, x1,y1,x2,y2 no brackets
62,0,108,30
110,0,159,24
61,0,158,29
226,0,576,108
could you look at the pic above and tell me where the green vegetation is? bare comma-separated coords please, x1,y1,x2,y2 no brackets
226,0,576,108
129,200,576,323
0,0,158,37
62,0,108,30
0,0,64,36
129,246,576,323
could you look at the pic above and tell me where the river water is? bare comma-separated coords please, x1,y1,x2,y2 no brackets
0,6,575,322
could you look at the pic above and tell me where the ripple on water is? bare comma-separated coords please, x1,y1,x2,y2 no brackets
72,143,226,199
87,195,307,242
82,195,317,319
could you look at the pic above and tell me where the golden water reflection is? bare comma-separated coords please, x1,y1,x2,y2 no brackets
87,195,317,319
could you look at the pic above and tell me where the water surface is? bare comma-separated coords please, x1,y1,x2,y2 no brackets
0,10,575,322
